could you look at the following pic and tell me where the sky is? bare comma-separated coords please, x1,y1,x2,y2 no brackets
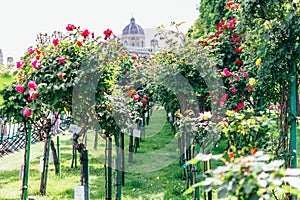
0,0,199,65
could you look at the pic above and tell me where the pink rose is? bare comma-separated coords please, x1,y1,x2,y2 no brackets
15,85,25,93
23,108,31,117
16,61,24,69
59,56,66,64
28,89,37,100
29,48,35,55
234,75,240,81
53,38,59,46
28,80,37,90
223,68,232,77
231,87,237,94
31,60,40,69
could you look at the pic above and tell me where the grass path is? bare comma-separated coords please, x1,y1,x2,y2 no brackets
0,111,299,199
0,108,188,200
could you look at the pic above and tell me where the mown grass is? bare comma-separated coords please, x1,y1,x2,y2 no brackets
0,108,190,200
0,109,299,200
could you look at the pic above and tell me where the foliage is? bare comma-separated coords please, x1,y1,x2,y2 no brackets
188,0,228,38
184,151,300,200
0,25,126,136
220,109,281,156
237,0,300,105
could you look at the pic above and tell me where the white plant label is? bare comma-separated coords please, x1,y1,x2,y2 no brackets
69,124,82,135
74,186,85,200
133,129,141,138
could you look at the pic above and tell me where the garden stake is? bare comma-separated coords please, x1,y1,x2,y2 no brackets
290,57,297,169
21,122,31,200
82,150,90,200
120,131,125,186
115,133,122,200
106,137,112,200
57,135,61,177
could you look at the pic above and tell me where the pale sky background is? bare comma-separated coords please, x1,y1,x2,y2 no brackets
0,0,199,65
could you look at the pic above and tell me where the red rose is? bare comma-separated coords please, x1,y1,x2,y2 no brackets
53,38,59,46
104,29,113,40
132,55,138,60
133,94,139,101
77,41,83,46
247,85,253,92
16,61,24,68
31,93,38,100
81,29,90,38
58,73,63,79
237,103,244,110
235,48,242,53
234,60,242,65
276,104,281,109
66,24,75,31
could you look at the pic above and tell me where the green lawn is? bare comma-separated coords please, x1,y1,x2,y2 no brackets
0,110,299,200
0,108,189,200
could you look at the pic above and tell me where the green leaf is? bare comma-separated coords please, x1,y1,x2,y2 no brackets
183,187,194,195
187,158,199,165
218,187,228,199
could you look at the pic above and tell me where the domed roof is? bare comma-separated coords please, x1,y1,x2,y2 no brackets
122,17,145,35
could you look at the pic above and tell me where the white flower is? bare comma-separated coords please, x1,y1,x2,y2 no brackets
200,111,212,121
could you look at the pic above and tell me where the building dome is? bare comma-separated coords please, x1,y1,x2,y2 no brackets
122,17,146,48
122,17,145,35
